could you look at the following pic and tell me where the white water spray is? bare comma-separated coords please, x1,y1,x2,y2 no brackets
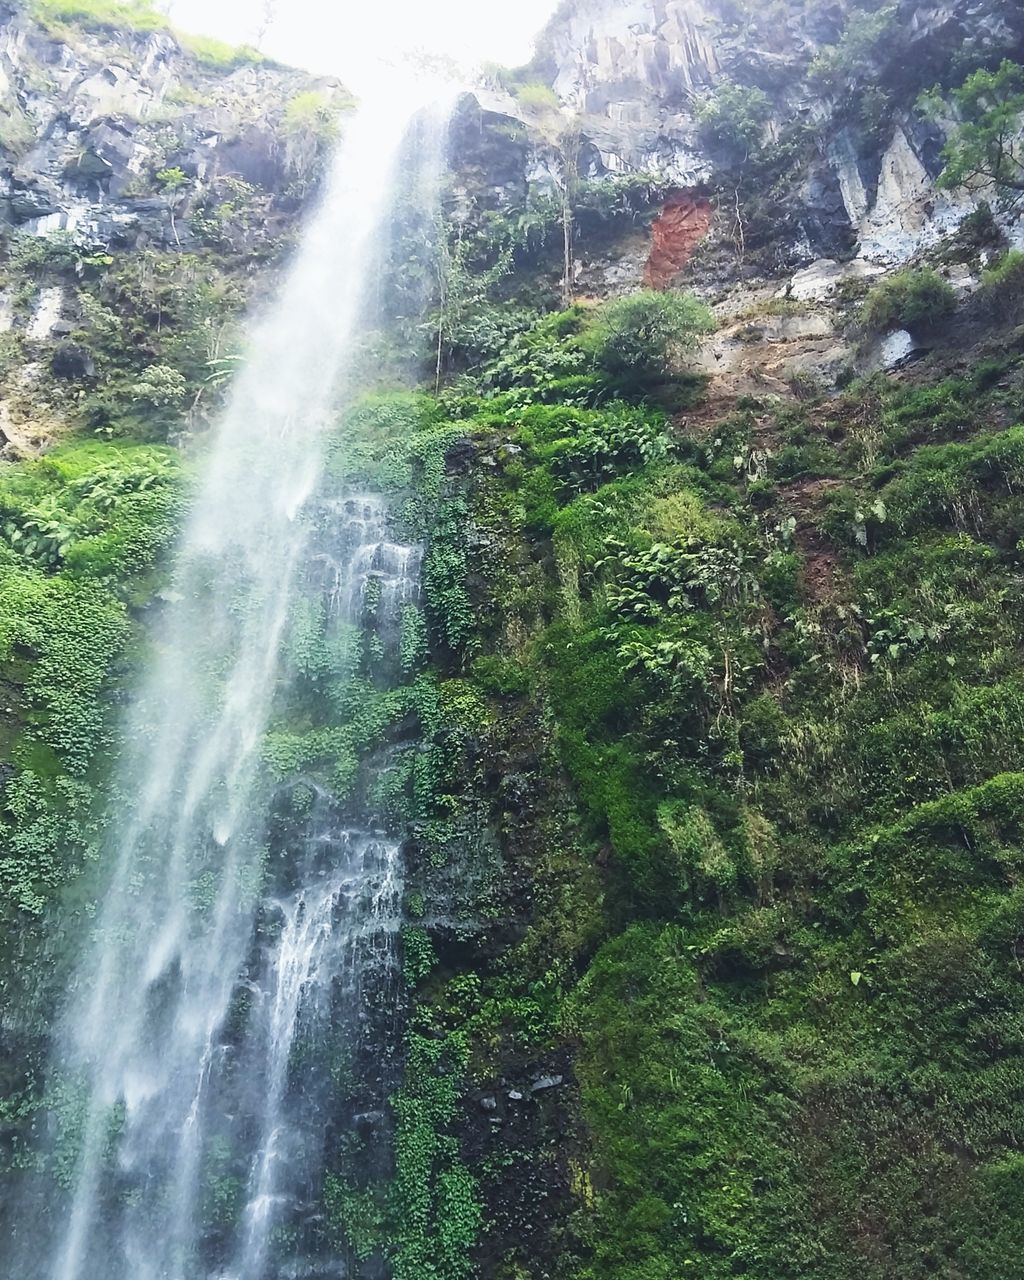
15,77,452,1280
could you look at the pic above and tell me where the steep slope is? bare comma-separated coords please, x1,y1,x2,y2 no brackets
398,3,1024,1277
0,0,348,453
0,1,1024,1278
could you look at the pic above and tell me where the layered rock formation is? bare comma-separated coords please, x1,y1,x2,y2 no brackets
0,4,352,456
479,0,1024,285
0,3,344,246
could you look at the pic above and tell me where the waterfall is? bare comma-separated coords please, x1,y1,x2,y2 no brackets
9,79,451,1280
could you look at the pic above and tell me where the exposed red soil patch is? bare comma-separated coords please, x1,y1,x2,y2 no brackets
644,192,713,288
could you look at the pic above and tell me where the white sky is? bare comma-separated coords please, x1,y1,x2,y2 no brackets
164,0,560,83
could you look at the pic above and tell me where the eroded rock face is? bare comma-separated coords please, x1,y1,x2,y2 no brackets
533,0,721,179
830,124,975,264
542,0,720,112
644,192,713,287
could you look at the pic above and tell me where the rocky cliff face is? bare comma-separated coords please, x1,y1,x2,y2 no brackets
0,5,349,456
425,18,1024,1274
467,0,1023,291
440,0,1022,416
0,3,336,246
0,5,1023,1280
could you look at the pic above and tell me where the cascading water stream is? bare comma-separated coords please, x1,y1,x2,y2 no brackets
7,77,452,1280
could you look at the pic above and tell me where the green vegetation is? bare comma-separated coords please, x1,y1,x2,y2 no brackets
982,248,1024,292
176,31,263,69
0,236,261,437
283,90,348,134
28,0,263,69
860,267,957,332
0,100,35,157
0,443,184,917
396,269,1024,1277
390,1031,482,1280
809,4,899,87
931,60,1024,209
281,90,353,181
155,167,188,193
431,287,712,408
513,83,562,113
579,290,715,391
4,7,1024,1277
697,81,771,152
978,249,1024,322
29,0,166,34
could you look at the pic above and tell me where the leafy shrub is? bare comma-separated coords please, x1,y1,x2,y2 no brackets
0,443,183,582
573,172,674,227
463,308,597,405
697,81,771,152
977,250,1024,322
981,249,1024,291
580,290,715,391
860,269,956,333
445,302,541,367
132,364,188,409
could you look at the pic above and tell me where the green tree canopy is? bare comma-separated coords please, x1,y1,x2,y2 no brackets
931,60,1024,210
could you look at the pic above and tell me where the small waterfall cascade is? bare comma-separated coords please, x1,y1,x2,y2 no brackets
5,81,451,1280
220,495,423,1280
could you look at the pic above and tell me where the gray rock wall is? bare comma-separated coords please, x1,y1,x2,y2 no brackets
524,0,1024,275
0,6,339,250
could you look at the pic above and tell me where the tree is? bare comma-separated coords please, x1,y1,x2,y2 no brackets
132,363,187,408
253,0,276,50
931,60,1024,212
155,166,189,246
514,84,582,307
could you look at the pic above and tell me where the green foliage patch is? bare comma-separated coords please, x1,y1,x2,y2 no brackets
579,290,716,394
0,441,184,919
697,81,772,152
28,0,264,67
425,271,1024,1278
29,0,166,34
860,268,957,333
